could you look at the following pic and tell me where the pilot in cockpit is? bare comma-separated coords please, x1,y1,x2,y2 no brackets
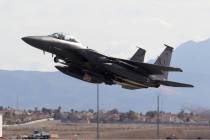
49,33,79,43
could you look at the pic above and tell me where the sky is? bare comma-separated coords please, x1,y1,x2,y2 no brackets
1,0,210,71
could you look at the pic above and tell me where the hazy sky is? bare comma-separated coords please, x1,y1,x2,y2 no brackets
1,0,210,71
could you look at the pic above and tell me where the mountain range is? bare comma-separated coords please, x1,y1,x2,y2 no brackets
0,38,210,113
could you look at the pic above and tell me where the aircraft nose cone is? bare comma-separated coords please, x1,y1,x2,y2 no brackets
21,36,31,43
22,36,42,46
22,36,51,51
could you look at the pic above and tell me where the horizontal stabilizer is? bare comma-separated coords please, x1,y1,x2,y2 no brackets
107,57,183,75
138,63,183,73
122,85,141,90
158,80,194,88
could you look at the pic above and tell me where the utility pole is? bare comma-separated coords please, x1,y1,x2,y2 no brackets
16,95,19,111
96,84,100,139
157,95,160,139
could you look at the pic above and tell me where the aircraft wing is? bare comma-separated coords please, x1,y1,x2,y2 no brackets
107,57,182,75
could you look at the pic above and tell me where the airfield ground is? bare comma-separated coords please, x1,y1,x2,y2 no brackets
3,120,210,139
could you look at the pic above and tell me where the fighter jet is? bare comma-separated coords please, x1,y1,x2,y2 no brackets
22,33,193,90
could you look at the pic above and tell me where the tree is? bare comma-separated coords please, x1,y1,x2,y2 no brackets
28,109,32,113
127,110,138,120
57,106,62,112
41,107,52,114
109,109,119,114
34,107,38,112
178,109,185,119
186,117,190,122
119,113,127,121
145,111,157,118
190,111,194,116
70,109,74,113
53,106,62,120
54,112,62,120
88,109,94,113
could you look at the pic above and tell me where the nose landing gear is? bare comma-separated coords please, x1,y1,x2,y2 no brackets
54,57,59,63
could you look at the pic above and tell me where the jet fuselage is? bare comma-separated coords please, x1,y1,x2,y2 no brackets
22,33,193,89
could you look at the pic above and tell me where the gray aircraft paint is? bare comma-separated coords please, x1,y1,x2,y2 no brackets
154,45,173,80
22,33,193,90
130,47,146,62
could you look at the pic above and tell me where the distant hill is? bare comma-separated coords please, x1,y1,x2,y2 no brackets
172,39,210,74
0,38,210,113
169,38,210,112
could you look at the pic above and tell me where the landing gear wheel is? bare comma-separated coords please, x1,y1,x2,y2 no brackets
54,57,59,63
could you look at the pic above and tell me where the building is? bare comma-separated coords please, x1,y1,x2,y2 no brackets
0,114,2,138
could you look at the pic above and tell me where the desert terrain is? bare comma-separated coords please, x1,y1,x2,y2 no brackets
3,120,210,139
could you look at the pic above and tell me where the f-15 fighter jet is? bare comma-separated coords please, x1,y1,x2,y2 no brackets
22,33,193,89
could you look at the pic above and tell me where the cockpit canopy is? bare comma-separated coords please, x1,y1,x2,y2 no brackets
49,33,80,43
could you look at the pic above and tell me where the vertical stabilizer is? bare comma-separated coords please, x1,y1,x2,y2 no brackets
154,44,173,80
130,47,146,62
